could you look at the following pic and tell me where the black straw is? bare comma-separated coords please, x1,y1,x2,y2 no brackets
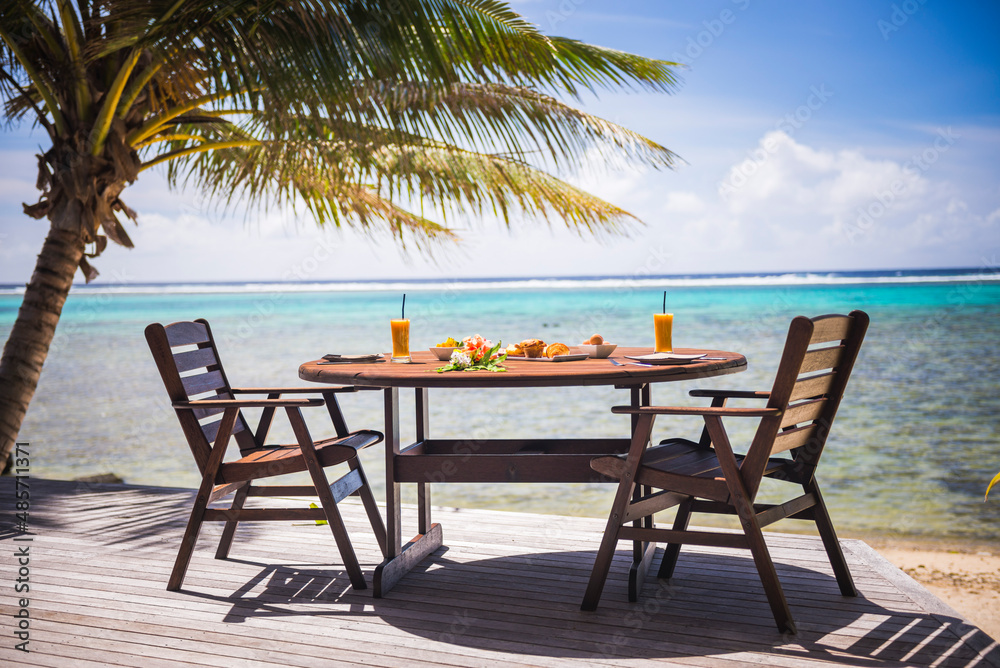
401,294,406,320
662,291,666,314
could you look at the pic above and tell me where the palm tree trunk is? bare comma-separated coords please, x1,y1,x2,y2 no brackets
0,225,85,466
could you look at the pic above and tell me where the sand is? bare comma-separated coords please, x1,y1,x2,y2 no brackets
870,539,1000,641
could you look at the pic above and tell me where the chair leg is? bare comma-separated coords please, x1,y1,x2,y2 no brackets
287,407,368,590
807,478,856,597
734,495,796,634
657,496,693,579
581,482,632,610
168,492,210,591
169,408,238,591
349,458,387,556
582,412,655,611
215,482,251,560
706,414,795,634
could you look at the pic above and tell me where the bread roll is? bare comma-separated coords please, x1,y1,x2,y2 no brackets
588,334,604,345
545,342,570,357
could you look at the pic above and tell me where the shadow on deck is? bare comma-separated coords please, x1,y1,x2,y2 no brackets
1,477,997,667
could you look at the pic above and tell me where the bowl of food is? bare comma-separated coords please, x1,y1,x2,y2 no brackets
578,343,617,358
579,334,616,358
430,347,459,361
430,337,462,361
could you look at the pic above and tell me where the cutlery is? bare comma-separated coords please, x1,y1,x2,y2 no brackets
609,359,653,367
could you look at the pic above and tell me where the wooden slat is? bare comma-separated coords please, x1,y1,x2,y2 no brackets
3,477,993,668
329,468,364,503
772,423,819,454
623,490,687,522
810,315,852,343
163,320,210,346
789,371,835,401
200,414,245,444
181,370,227,397
191,400,227,420
800,345,844,374
172,346,219,373
619,525,749,549
780,397,827,428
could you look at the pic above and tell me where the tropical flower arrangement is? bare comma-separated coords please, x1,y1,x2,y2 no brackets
436,334,507,373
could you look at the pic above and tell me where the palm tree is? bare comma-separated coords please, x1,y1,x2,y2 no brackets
0,0,680,464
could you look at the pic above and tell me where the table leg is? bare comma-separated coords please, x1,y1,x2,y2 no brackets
373,387,443,597
628,383,657,602
415,388,432,534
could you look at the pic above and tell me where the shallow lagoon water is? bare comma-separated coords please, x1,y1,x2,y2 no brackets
3,272,998,542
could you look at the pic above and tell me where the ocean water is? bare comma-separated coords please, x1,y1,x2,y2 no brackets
2,269,998,543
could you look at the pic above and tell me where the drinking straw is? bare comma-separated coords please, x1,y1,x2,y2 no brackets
401,294,406,319
662,291,666,314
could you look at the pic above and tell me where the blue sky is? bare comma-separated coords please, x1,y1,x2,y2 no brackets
1,0,998,283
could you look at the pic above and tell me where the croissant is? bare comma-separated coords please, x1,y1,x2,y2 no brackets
545,342,570,357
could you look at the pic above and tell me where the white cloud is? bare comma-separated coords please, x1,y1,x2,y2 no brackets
662,191,707,215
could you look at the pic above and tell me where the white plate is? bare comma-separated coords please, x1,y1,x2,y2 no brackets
624,353,707,365
506,354,589,363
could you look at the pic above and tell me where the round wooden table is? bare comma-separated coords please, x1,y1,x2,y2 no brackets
299,347,747,597
300,347,745,388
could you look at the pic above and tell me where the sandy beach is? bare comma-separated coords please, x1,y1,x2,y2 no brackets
870,539,1000,641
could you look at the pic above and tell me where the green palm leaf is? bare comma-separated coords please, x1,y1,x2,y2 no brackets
0,0,687,463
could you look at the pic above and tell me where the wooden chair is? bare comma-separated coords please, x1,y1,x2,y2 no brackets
581,311,869,633
145,319,387,592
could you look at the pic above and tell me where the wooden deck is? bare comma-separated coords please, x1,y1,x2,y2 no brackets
1,478,997,667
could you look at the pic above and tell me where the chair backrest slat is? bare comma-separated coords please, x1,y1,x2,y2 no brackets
771,423,818,454
164,320,212,347
740,310,869,497
800,346,844,374
780,397,827,429
788,371,836,402
181,369,228,397
145,319,258,473
809,315,853,343
191,402,228,421
201,414,248,445
173,346,221,373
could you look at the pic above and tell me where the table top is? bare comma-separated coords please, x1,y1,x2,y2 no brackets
299,347,746,389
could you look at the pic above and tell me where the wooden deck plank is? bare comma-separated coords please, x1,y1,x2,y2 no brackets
1,478,997,667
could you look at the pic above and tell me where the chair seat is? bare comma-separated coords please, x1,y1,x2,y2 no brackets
646,438,789,477
218,430,383,484
592,438,791,503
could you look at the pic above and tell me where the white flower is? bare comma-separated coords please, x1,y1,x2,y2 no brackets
450,350,472,368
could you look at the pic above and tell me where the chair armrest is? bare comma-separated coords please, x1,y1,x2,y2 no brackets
174,398,324,409
231,386,358,394
611,405,782,417
688,389,770,400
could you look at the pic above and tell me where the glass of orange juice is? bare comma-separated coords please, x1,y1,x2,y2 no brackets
654,313,673,352
390,319,410,362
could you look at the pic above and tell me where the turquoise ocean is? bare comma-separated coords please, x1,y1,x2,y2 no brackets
2,268,998,544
